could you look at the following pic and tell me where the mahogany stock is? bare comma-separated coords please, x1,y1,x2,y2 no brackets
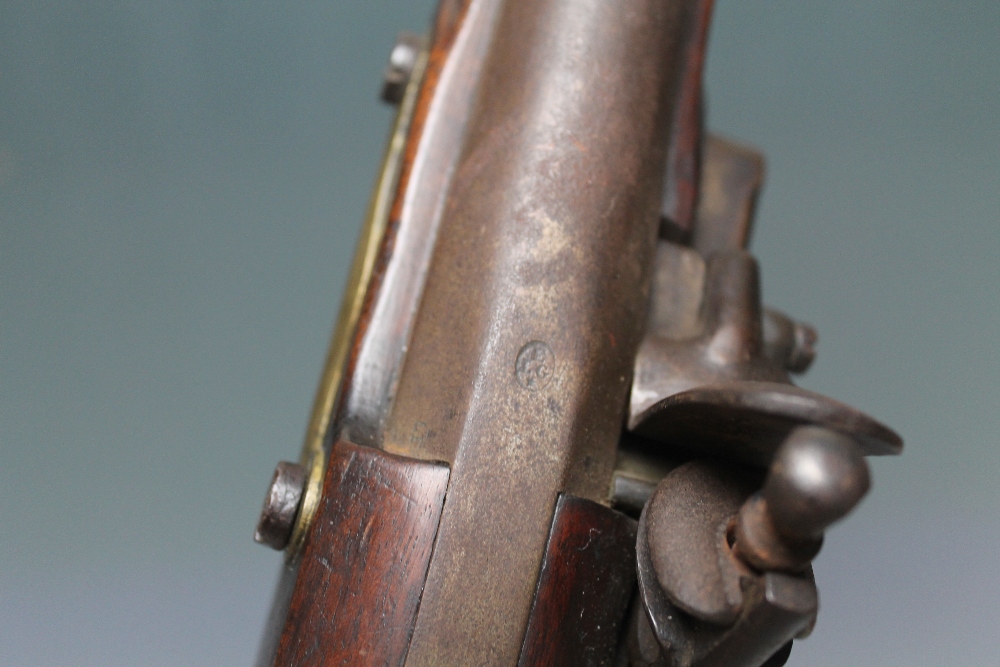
518,495,638,667
258,0,700,664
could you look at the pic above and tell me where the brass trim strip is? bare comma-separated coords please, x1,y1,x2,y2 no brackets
286,45,429,559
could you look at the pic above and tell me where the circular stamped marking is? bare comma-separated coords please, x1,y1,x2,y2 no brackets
515,341,554,390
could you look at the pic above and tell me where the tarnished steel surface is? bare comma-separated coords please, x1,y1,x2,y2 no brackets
686,573,816,667
635,433,872,664
336,0,503,449
734,426,870,572
631,381,902,466
644,462,758,625
377,0,694,664
629,244,901,466
763,426,871,537
254,461,306,551
626,600,670,667
611,474,658,517
637,468,817,667
761,308,817,374
516,495,637,667
761,642,794,667
691,135,766,256
660,0,714,239
631,249,790,424
734,494,821,574
610,446,678,518
645,242,706,341
609,443,679,517
261,439,449,667
249,0,907,662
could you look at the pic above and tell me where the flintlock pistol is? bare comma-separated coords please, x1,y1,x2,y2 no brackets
252,2,902,665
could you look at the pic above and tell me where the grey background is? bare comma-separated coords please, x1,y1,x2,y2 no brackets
1,2,996,665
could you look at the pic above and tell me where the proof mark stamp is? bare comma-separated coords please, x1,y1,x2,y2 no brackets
515,341,554,389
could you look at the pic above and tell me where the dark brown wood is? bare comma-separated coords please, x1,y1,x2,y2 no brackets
266,439,449,667
518,495,638,667
257,5,491,661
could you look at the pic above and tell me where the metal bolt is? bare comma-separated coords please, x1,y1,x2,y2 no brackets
254,461,307,551
762,308,818,374
787,319,818,374
381,32,422,105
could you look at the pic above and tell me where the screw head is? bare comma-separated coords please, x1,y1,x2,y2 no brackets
254,461,307,550
787,320,818,374
381,32,422,105
762,308,818,374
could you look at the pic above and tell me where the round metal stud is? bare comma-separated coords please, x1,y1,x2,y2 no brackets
254,461,307,551
764,426,871,538
381,32,423,105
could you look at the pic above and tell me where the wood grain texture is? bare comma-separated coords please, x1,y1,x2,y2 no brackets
269,439,449,667
517,495,639,667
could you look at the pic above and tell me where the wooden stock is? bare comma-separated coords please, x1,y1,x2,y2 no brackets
259,0,701,664
270,441,449,666
518,495,638,666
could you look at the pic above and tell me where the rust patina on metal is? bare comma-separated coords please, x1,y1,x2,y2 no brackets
253,0,903,664
335,0,502,452
383,1,693,663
